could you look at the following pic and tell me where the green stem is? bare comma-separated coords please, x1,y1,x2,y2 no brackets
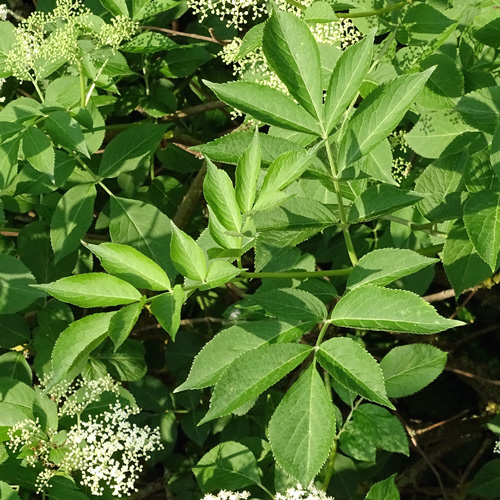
321,131,358,266
322,440,337,491
85,57,110,107
257,483,275,499
71,153,115,198
77,60,86,108
241,269,351,279
31,78,45,102
336,0,410,18
315,321,330,348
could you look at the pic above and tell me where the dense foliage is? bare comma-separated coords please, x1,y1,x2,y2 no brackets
1,0,500,498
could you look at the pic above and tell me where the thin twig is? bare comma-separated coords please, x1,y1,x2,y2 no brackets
140,25,231,45
446,367,500,386
160,100,228,122
449,289,478,319
459,438,493,487
454,322,500,349
414,410,469,436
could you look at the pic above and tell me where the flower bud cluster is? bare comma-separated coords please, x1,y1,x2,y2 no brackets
275,484,335,500
5,0,138,81
201,490,251,499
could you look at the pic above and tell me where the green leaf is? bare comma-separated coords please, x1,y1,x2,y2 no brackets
0,137,20,191
338,69,433,170
22,126,55,180
0,255,45,314
86,242,171,291
49,312,114,388
364,475,400,500
160,45,213,78
263,10,322,119
109,196,176,281
0,314,31,348
380,344,447,398
341,405,408,461
259,150,315,195
0,481,22,500
199,261,240,291
121,31,178,53
348,185,424,223
0,378,35,425
491,121,500,181
0,21,16,77
205,81,321,135
175,321,309,391
45,110,89,158
324,33,373,133
193,131,302,165
199,343,312,424
237,22,265,60
100,0,129,16
133,0,180,19
470,459,500,496
463,191,500,271
317,338,392,408
347,248,437,290
98,124,165,179
108,302,142,350
443,220,492,296
252,287,327,322
194,441,261,493
34,274,142,308
235,128,261,213
0,351,32,385
457,87,500,134
150,285,185,340
331,285,463,334
406,110,476,159
170,224,207,281
204,159,241,233
50,183,96,262
414,152,468,222
253,197,337,231
98,339,146,381
268,364,336,485
304,1,337,22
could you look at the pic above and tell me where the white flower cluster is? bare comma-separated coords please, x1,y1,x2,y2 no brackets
63,402,162,497
5,0,138,81
201,490,251,500
389,130,412,182
7,377,163,497
0,3,8,20
494,440,500,454
275,484,334,500
200,484,334,500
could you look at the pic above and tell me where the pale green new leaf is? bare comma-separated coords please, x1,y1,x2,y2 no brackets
49,312,114,388
263,9,323,119
252,287,327,322
170,224,207,281
443,220,492,296
22,126,55,180
324,33,373,133
380,344,447,398
108,302,142,351
194,442,261,493
317,337,392,408
259,150,315,195
33,274,142,308
348,185,424,223
199,343,312,424
268,364,335,485
86,242,171,291
338,69,433,170
204,159,241,233
463,191,500,271
98,124,165,179
205,81,321,135
176,321,310,391
50,183,96,262
331,285,463,334
347,248,438,290
150,285,185,340
235,128,261,213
